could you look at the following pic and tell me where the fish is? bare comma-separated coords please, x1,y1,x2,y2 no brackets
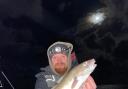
52,59,97,89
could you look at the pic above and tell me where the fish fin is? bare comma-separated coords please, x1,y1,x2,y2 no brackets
71,77,78,89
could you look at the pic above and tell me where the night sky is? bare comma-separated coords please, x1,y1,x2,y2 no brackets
0,0,128,89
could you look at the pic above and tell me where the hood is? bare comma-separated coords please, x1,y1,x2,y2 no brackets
47,41,73,76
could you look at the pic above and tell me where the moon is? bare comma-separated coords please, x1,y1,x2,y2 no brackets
88,12,106,25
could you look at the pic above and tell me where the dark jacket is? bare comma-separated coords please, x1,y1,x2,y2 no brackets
35,66,61,89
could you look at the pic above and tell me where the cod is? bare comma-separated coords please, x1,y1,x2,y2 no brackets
52,59,97,89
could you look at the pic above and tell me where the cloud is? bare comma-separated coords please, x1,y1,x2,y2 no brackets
101,0,128,28
0,0,43,22
0,22,15,45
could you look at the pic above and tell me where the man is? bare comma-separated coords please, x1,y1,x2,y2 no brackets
35,41,96,89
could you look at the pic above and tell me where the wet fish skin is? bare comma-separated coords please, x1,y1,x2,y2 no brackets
52,59,97,89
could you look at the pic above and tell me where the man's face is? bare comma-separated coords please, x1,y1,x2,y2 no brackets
51,53,68,75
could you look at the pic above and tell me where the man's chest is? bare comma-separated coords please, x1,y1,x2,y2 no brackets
44,74,60,88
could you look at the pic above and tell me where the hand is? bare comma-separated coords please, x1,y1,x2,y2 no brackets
80,76,97,89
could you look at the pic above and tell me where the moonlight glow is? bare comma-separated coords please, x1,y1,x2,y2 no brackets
88,12,106,25
78,9,107,30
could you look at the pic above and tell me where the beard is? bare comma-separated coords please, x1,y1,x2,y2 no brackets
54,63,68,75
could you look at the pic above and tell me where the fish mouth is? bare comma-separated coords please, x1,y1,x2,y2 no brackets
83,58,96,67
82,59,97,74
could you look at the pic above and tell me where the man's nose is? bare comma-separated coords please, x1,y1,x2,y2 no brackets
56,58,61,62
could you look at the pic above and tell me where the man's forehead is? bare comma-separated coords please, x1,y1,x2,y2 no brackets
52,53,67,57
51,53,68,63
